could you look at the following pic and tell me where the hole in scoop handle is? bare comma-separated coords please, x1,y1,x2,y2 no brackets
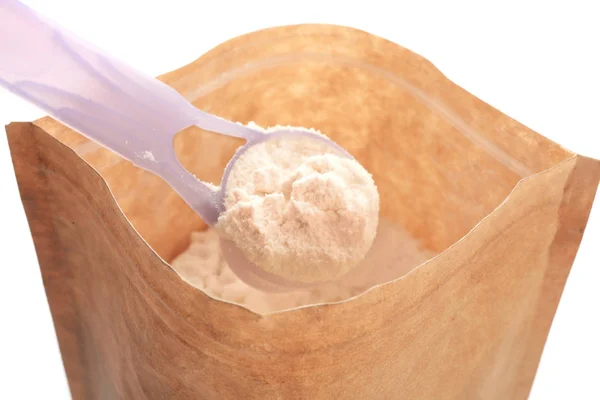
0,0,200,167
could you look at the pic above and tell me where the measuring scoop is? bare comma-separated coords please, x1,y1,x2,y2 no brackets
0,0,351,291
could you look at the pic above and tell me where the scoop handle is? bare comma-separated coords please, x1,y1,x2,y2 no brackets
0,0,198,163
0,0,259,223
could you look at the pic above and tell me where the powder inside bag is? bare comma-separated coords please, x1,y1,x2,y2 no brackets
216,127,380,284
170,219,435,315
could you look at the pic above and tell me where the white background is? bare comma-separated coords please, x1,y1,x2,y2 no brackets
0,1,598,399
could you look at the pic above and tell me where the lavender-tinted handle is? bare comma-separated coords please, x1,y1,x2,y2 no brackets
0,0,192,163
0,0,258,223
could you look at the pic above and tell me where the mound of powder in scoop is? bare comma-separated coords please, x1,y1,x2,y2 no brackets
216,127,380,284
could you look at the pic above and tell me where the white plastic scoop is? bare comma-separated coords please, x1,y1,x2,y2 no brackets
0,0,351,291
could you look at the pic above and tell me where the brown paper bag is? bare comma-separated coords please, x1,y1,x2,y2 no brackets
6,24,600,400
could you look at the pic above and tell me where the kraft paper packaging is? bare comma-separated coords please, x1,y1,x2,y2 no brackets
6,25,600,399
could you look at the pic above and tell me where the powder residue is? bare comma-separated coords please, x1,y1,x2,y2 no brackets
140,150,156,162
171,219,435,315
216,130,380,284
